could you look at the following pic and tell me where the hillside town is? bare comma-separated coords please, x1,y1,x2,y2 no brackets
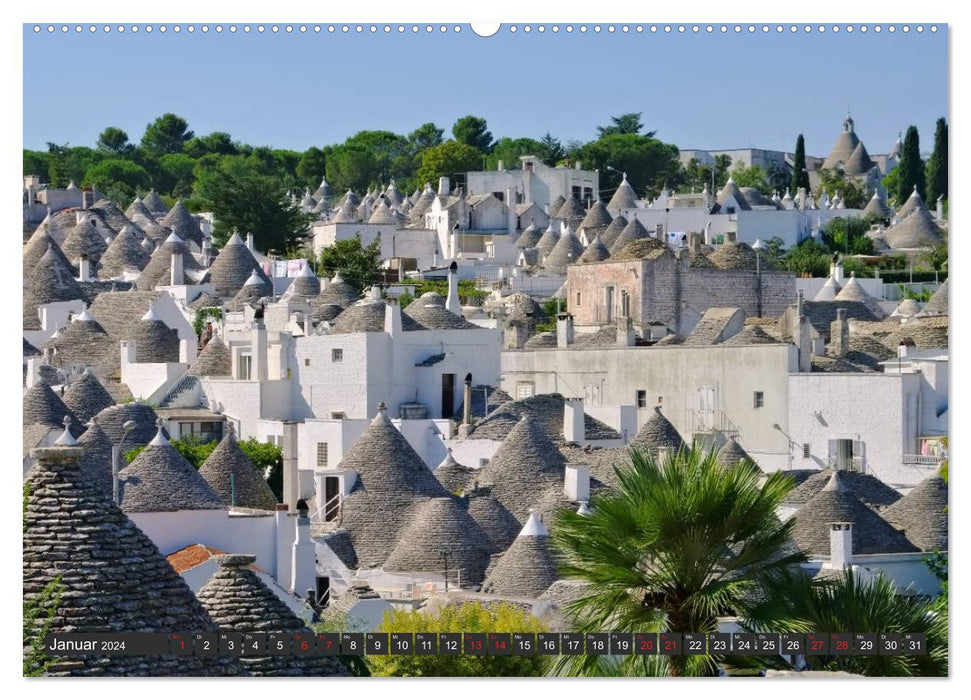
22,112,949,678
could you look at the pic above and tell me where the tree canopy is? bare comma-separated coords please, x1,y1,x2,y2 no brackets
896,125,925,203
452,115,494,152
925,117,947,204
597,112,655,138
415,140,484,188
317,236,382,293
141,113,194,155
791,134,810,193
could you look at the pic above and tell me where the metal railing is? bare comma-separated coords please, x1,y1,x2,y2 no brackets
826,457,865,472
309,492,342,524
684,409,740,439
902,454,944,466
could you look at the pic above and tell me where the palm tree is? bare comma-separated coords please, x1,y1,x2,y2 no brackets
745,568,947,676
549,446,805,676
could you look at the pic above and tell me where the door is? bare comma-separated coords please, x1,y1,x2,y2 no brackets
324,477,340,522
441,373,456,419
697,385,715,430
604,286,615,323
315,576,330,607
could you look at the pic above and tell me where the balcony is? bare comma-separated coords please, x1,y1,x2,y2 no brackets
685,409,740,440
902,454,944,466
826,457,865,472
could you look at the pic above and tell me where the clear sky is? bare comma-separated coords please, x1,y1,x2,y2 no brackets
22,23,948,157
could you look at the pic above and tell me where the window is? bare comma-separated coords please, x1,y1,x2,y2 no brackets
516,381,535,399
726,206,736,215
754,391,764,409
636,390,648,408
178,421,223,444
583,187,594,203
238,354,252,380
316,442,328,468
572,185,582,200
331,348,343,362
331,411,346,420
802,443,811,459
304,358,310,366
575,291,581,307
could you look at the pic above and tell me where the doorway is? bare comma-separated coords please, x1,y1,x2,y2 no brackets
324,477,340,522
442,373,456,418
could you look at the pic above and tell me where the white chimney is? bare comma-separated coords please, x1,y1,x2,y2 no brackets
290,507,315,595
563,397,586,445
274,504,293,587
497,159,504,171
936,195,944,222
384,297,402,337
369,285,382,301
251,322,267,381
438,176,450,196
829,522,853,569
506,187,517,235
120,340,136,369
78,254,91,282
25,357,41,388
834,259,844,285
282,421,299,515
445,261,461,315
170,250,184,286
564,464,591,502
246,233,255,252
556,313,574,348
178,338,193,364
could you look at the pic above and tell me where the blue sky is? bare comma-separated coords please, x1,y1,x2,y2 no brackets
23,24,948,157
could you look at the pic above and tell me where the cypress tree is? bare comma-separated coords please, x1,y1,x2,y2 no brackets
791,134,810,193
926,117,948,203
897,125,925,203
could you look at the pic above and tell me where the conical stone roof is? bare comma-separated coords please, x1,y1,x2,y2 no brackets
467,493,521,551
126,308,180,363
142,189,170,218
894,187,926,221
336,406,449,566
25,245,83,310
835,274,885,317
715,437,754,469
823,116,863,171
23,382,79,430
23,445,238,677
882,474,948,552
630,406,684,453
555,196,587,226
515,223,542,248
125,196,156,224
547,195,566,219
892,298,922,318
607,175,638,215
715,176,751,211
543,226,585,272
45,308,112,368
481,510,559,598
234,271,274,306
790,472,917,555
160,200,204,248
188,336,233,376
317,273,360,307
862,190,891,219
920,279,948,316
75,419,116,498
289,263,321,298
884,208,944,249
198,426,278,510
578,234,611,263
535,224,561,258
608,217,650,255
433,449,474,493
136,232,203,291
209,232,270,297
478,414,565,522
23,226,74,278
195,554,348,676
383,496,494,584
61,216,109,268
599,214,628,249
721,324,779,346
784,469,902,510
62,370,115,425
578,199,613,235
843,141,874,176
368,198,398,224
91,198,139,234
119,422,225,513
331,199,358,223
92,402,164,448
97,225,152,278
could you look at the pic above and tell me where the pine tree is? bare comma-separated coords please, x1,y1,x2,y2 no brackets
926,117,948,204
790,134,810,193
897,125,925,203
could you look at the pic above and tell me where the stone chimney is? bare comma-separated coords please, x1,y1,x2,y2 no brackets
556,312,574,348
796,298,813,373
445,261,461,315
564,464,590,502
830,308,849,357
725,231,737,243
504,321,529,350
291,502,315,595
654,223,664,239
563,397,585,445
797,187,807,210
462,373,473,425
282,421,299,515
689,232,702,253
497,159,504,171
829,522,853,569
616,315,635,347
384,296,402,337
170,249,184,286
